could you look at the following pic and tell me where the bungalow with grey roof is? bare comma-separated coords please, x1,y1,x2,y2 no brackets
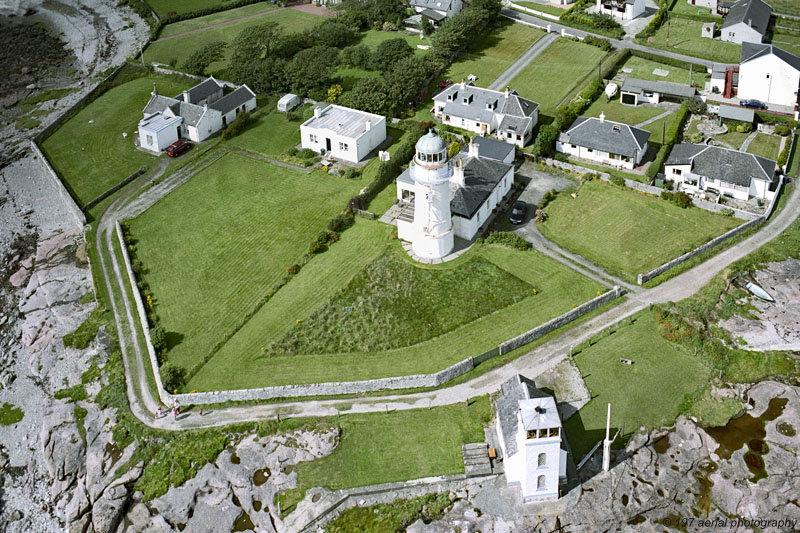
300,104,386,164
433,81,539,147
664,144,779,201
720,0,771,44
556,114,650,169
596,0,646,20
619,78,697,106
138,77,256,154
410,0,462,20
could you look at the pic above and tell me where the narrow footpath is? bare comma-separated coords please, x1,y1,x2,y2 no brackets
489,32,558,91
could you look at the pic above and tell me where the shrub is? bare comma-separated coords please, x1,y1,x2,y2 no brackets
532,125,559,157
610,175,625,187
687,132,705,144
721,208,734,217
485,232,530,250
735,122,753,133
286,147,299,157
222,110,254,140
150,326,166,353
583,35,612,51
342,167,357,179
448,141,461,158
298,148,316,159
777,139,792,167
774,124,791,136
287,264,300,275
686,97,707,115
661,190,693,208
327,212,355,232
540,189,559,208
160,363,187,393
349,196,364,210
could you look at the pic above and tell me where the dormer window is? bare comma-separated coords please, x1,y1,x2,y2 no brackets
449,91,458,101
612,125,621,133
462,94,473,105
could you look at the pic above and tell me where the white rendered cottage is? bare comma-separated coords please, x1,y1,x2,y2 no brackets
138,77,256,153
495,375,567,502
720,0,771,44
410,0,462,20
300,104,386,164
665,144,779,201
619,78,696,106
556,114,650,170
596,0,646,20
395,132,513,260
738,43,800,111
433,82,539,147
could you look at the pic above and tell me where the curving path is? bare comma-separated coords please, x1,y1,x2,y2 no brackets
95,150,800,430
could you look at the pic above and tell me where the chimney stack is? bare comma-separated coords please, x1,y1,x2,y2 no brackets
460,79,466,88
468,137,479,158
183,90,190,103
453,158,465,187
365,119,371,131
505,86,510,97
314,106,321,118
152,83,158,97
599,112,606,122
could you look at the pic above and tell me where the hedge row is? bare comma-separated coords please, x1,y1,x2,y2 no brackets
151,0,278,38
560,0,625,39
637,8,667,40
647,101,690,179
777,132,795,167
358,124,426,206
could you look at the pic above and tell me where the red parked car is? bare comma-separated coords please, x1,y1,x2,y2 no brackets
165,139,191,157
438,79,453,89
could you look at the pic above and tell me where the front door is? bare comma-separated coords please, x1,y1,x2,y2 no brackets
176,126,181,138
326,138,332,153
223,115,227,127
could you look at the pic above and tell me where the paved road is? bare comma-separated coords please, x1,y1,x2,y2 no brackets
501,8,733,69
96,152,800,430
489,32,558,91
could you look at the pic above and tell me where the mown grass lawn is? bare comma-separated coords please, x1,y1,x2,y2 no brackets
157,2,279,37
582,97,666,127
515,1,567,17
222,97,305,156
444,20,546,87
188,240,603,390
646,16,741,63
771,30,800,55
127,152,363,375
510,38,607,113
538,180,741,282
146,0,226,18
144,9,322,76
619,55,706,86
564,310,711,458
768,0,800,15
746,133,782,160
279,398,491,516
713,128,752,150
41,75,193,206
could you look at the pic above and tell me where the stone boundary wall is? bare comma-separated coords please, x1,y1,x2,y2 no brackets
503,13,551,32
150,63,238,89
83,167,146,211
508,2,560,21
114,225,626,404
115,221,171,404
29,140,86,228
499,286,625,353
294,474,497,533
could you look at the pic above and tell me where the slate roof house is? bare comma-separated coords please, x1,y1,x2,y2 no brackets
395,132,513,259
737,43,800,112
596,0,646,20
433,81,539,147
720,0,771,44
138,77,256,153
410,0,462,21
665,144,779,201
556,114,650,170
300,104,387,164
619,78,696,106
495,375,567,502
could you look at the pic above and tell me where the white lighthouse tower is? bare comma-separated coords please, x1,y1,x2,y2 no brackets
408,130,454,259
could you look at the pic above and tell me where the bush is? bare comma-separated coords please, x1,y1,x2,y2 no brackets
735,122,753,133
686,98,707,115
327,212,355,232
160,363,187,393
286,147,299,157
221,110,254,140
777,138,792,167
583,35,612,51
721,208,734,217
485,232,530,250
150,326,166,353
661,190,693,208
540,189,559,209
687,132,705,144
349,196,364,210
610,175,625,187
287,264,300,275
774,124,791,136
532,125,559,157
298,148,316,158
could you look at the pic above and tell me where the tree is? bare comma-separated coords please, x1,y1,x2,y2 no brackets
315,20,359,48
150,326,166,353
340,44,372,69
286,46,340,95
182,41,227,76
327,84,343,103
370,37,414,71
471,0,503,23
231,56,289,93
230,22,283,64
341,77,393,116
385,55,434,108
160,362,187,393
531,125,559,157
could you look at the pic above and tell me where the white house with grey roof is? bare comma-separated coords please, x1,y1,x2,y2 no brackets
495,375,567,502
410,0,462,21
138,77,256,153
433,82,538,147
395,132,513,259
619,78,697,106
596,0,646,20
720,0,771,44
556,114,650,170
665,144,779,201
300,104,386,164
738,43,800,111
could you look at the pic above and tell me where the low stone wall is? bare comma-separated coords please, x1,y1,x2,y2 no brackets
30,140,86,227
508,2,560,21
83,167,146,211
150,63,238,89
499,287,625,353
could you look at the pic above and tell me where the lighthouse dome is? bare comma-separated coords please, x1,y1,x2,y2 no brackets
415,130,447,154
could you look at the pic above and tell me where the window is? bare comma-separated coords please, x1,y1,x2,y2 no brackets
339,142,349,151
309,134,317,143
538,453,547,467
587,148,594,153
461,118,465,126
516,135,521,141
766,74,770,79
146,135,153,145
570,144,576,149
537,475,546,490
672,168,682,176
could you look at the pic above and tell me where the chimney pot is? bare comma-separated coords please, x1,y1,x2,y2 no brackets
314,107,321,118
468,138,479,158
599,112,606,122
366,119,371,131
183,90,190,103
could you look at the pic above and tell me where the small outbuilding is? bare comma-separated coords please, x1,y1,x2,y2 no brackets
620,78,696,106
278,93,301,113
718,104,754,123
701,22,715,38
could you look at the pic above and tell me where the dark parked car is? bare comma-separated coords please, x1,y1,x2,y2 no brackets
740,99,767,110
165,139,191,157
509,201,526,225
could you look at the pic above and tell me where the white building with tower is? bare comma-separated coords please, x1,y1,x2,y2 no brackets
395,131,514,260
495,375,568,502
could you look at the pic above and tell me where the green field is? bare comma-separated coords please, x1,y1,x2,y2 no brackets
510,38,607,112
646,16,741,63
746,133,782,160
768,0,800,15
145,9,322,76
188,241,602,390
41,75,193,206
538,180,741,281
444,20,546,87
515,1,567,17
127,152,363,375
222,98,305,156
146,0,226,18
280,398,490,516
582,97,666,127
668,0,722,19
564,310,711,458
712,128,752,150
620,55,706,86
158,2,279,37
771,29,800,55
